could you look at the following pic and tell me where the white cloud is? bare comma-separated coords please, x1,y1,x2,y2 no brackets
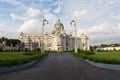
106,0,119,5
53,0,63,14
10,13,17,20
37,0,44,2
0,14,3,17
110,15,120,20
0,0,26,9
18,19,41,33
77,22,120,41
10,7,41,20
73,10,87,19
43,9,51,14
10,13,27,20
54,6,62,14
18,13,57,34
27,7,41,17
0,23,17,38
10,13,21,20
44,13,58,24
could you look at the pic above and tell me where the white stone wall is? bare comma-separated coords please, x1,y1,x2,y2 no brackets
97,47,120,51
19,33,90,51
80,33,90,51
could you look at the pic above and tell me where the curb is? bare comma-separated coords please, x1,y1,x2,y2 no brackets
85,60,120,71
72,54,120,71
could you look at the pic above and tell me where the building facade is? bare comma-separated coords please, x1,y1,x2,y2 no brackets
96,47,120,51
18,20,90,51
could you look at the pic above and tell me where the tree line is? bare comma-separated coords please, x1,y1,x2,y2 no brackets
0,37,21,47
90,43,120,51
100,44,120,47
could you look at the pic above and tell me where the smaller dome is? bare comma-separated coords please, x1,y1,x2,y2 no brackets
80,33,89,38
20,32,24,36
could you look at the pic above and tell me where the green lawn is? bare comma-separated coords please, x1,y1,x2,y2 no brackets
0,52,48,66
72,51,120,64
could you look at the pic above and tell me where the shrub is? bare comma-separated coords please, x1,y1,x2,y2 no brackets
37,48,41,51
17,49,20,52
0,48,3,52
45,50,57,53
85,51,95,55
78,50,95,55
23,52,36,55
25,48,28,52
23,51,42,55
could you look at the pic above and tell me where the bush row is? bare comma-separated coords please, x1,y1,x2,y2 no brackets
77,50,95,55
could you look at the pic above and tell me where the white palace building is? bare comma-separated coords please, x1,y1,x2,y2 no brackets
18,20,90,51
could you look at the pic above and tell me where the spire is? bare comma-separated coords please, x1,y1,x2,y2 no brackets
80,33,89,38
57,19,60,22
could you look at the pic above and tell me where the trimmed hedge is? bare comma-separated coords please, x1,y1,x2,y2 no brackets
23,51,41,55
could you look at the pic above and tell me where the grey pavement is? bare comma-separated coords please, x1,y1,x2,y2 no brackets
0,53,120,80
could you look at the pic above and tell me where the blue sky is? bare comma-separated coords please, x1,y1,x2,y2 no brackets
0,0,120,45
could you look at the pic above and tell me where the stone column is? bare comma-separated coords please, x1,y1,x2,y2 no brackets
87,38,90,50
63,37,66,51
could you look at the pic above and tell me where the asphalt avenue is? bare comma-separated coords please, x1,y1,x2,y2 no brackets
0,53,120,80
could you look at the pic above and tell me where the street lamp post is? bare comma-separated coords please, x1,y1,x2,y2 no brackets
70,17,78,53
41,16,49,53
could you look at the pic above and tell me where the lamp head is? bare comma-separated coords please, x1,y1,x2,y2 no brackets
72,20,75,22
47,21,49,24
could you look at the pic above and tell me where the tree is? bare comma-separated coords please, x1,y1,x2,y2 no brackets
6,39,21,47
101,44,108,47
0,37,21,47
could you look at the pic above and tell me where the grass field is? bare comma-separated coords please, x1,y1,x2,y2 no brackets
72,51,120,64
0,52,48,66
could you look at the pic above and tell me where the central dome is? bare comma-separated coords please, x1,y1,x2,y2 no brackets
54,19,64,28
52,19,65,36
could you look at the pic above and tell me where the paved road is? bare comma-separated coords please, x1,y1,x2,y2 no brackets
0,53,120,80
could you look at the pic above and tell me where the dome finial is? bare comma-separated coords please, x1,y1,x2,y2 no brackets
58,19,60,22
